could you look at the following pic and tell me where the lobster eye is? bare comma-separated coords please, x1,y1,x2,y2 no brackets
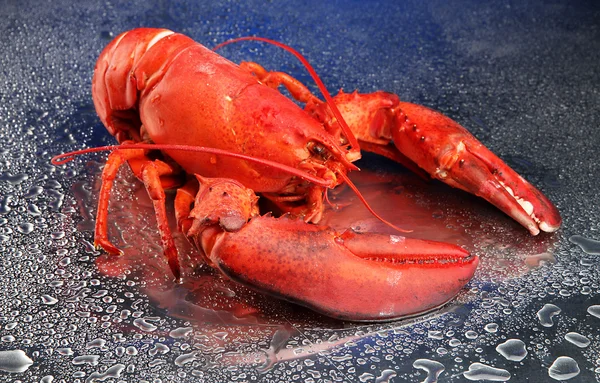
308,141,329,159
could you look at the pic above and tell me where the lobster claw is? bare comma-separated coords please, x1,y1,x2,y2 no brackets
207,217,477,321
196,220,477,321
177,176,478,321
314,91,561,236
391,102,561,235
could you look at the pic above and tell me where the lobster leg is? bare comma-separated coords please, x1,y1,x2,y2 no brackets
174,178,197,235
95,147,146,255
140,161,181,279
239,61,321,104
175,176,478,321
95,147,182,279
306,91,562,235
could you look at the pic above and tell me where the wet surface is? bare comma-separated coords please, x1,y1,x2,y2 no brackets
1,0,599,382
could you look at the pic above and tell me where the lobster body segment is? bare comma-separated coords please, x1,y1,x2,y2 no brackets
77,28,562,321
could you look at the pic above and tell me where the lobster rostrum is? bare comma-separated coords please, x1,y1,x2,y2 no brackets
54,28,561,321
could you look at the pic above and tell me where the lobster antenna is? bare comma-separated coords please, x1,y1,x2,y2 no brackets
213,37,361,161
51,144,333,188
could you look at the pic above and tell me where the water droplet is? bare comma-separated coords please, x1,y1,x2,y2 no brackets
91,290,108,298
0,350,34,373
23,185,43,199
149,343,170,356
359,372,375,382
484,323,498,333
72,355,99,366
496,339,527,361
27,203,41,216
0,172,28,185
2,335,15,342
169,326,193,338
569,235,600,255
17,223,34,234
465,330,478,339
56,348,73,356
548,356,580,380
46,189,65,212
58,257,70,266
86,364,125,382
464,363,511,381
537,303,561,327
564,332,590,348
5,323,17,330
40,375,54,383
0,195,12,214
588,305,600,319
125,346,138,356
175,351,198,367
375,369,397,383
41,295,58,305
413,359,445,383
85,338,106,350
46,180,62,189
132,318,157,332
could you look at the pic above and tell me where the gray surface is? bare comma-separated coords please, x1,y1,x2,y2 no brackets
1,0,599,382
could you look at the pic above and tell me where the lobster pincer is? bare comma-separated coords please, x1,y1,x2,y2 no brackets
175,176,478,321
305,91,562,236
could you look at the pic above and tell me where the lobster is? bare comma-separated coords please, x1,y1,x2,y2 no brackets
53,28,561,321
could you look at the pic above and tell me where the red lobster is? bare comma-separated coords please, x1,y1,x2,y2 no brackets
54,28,561,321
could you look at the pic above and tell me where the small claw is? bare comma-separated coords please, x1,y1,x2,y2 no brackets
392,102,561,235
206,216,478,321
